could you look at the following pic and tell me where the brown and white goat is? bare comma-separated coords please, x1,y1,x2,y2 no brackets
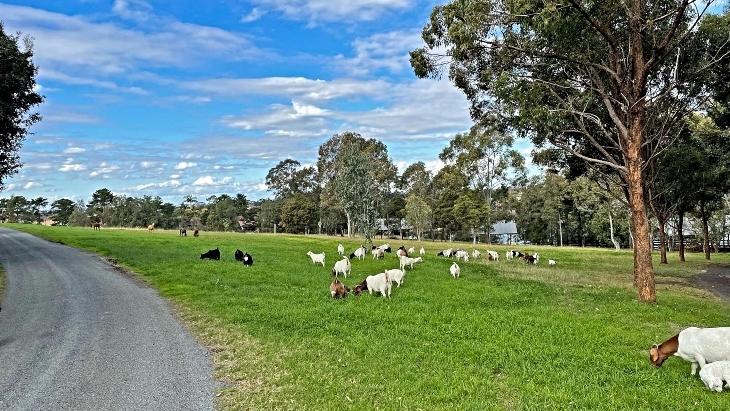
330,277,350,298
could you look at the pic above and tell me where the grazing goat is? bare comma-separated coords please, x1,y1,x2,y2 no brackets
399,256,423,270
472,250,482,259
200,247,220,260
352,279,368,296
650,327,730,375
148,223,155,233
235,249,244,261
179,228,187,236
242,252,253,266
455,249,469,262
506,250,523,260
548,259,556,265
487,250,499,261
330,277,350,298
307,251,326,267
396,246,408,258
524,253,538,265
450,262,460,278
437,248,453,257
420,247,425,256
193,229,199,237
408,247,415,254
372,247,385,259
337,243,345,256
350,246,367,260
365,272,391,298
385,268,405,287
92,222,101,230
332,257,351,278
699,360,730,392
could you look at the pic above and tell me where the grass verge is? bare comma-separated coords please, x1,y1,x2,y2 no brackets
3,224,730,410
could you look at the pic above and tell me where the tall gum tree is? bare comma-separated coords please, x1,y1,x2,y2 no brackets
410,0,730,303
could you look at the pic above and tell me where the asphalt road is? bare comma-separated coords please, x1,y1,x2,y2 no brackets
0,227,215,410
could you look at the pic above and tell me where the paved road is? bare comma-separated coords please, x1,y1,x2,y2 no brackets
0,227,215,410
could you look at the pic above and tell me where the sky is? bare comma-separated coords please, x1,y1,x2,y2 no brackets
0,0,535,205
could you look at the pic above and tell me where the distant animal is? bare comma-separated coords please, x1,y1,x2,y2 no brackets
472,250,482,259
487,250,499,261
350,246,367,260
548,259,557,265
408,247,415,254
307,251,326,267
148,223,155,233
396,246,408,258
437,248,453,257
650,327,730,375
242,252,253,266
180,228,187,236
374,243,392,254
193,229,199,237
419,247,425,255
372,247,385,259
385,268,405,287
455,249,469,262
506,250,523,260
399,256,423,270
200,247,220,260
699,360,730,392
450,262,460,278
330,277,350,298
524,253,538,265
337,243,345,256
332,257,351,278
91,222,101,230
235,249,244,261
365,272,391,298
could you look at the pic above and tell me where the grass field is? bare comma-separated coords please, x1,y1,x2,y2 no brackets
3,224,730,410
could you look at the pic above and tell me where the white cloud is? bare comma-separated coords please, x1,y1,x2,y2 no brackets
24,182,42,189
59,163,87,172
241,7,266,23
63,147,87,154
249,0,413,23
112,0,154,23
174,162,198,170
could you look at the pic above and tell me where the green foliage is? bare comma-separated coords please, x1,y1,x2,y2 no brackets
0,23,44,189
7,224,730,410
280,193,317,233
405,193,432,240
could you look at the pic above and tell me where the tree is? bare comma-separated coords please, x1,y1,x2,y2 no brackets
50,198,76,226
452,191,490,244
410,0,730,303
405,194,432,241
266,159,317,199
337,144,378,243
280,193,318,234
0,24,44,189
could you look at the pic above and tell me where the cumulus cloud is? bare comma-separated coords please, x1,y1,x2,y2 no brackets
63,147,86,154
174,162,198,170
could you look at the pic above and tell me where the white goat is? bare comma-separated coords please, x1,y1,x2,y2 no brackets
548,259,557,265
650,327,730,375
450,262,460,278
419,247,425,255
372,247,385,259
438,248,453,257
365,272,391,298
700,360,730,392
351,246,367,260
472,249,482,259
487,250,499,261
385,268,405,287
455,249,469,262
332,257,351,278
337,243,345,255
399,255,423,270
307,251,326,267
408,247,415,254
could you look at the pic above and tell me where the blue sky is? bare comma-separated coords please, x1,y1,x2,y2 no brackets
0,0,533,205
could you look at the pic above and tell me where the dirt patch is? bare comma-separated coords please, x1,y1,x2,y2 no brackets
692,264,730,304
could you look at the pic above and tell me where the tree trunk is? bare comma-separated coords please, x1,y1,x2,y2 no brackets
627,133,656,303
702,214,711,260
346,212,352,238
657,216,668,264
609,211,620,250
678,210,686,261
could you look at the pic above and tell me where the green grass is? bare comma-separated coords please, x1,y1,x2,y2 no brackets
3,224,730,410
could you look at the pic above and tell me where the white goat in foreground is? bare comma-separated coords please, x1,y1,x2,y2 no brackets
450,262,460,278
332,257,351,278
399,255,423,270
307,251,326,267
650,327,730,375
385,268,405,287
366,272,391,298
700,360,730,392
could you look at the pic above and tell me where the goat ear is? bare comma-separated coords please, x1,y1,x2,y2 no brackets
651,344,659,349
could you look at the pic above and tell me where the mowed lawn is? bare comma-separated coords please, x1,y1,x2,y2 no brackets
3,224,730,410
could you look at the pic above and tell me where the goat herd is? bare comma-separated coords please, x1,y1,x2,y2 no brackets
301,244,557,300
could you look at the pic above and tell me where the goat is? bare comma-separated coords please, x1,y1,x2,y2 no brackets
548,259,556,265
337,243,345,256
352,279,368,296
365,272,391,298
332,257,351,278
350,246,367,260
242,252,253,266
472,249,482,259
385,268,405,287
179,228,187,236
372,247,385,259
408,247,415,254
200,247,220,260
235,249,244,261
193,229,199,237
524,253,538,265
420,247,425,255
437,248,453,258
399,256,423,270
92,222,101,230
506,250,523,260
650,327,730,375
450,262,460,278
307,251,326,267
455,249,469,262
396,246,408,258
487,250,499,261
330,277,350,298
147,223,155,233
699,360,730,392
